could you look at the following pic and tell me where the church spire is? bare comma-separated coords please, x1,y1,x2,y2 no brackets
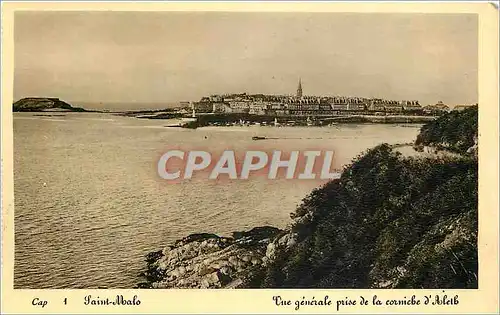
297,77,303,98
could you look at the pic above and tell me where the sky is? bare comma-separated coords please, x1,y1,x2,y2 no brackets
14,12,478,107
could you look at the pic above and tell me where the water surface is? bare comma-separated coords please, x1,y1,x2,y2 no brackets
14,112,421,288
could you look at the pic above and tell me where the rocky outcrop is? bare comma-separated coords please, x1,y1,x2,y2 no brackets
466,134,478,158
137,227,284,288
13,97,87,112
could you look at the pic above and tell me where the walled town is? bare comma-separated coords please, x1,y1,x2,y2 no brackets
184,79,473,117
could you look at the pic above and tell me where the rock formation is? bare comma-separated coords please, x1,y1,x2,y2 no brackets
13,97,87,112
138,227,284,288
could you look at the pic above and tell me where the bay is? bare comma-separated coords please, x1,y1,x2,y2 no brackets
13,112,421,288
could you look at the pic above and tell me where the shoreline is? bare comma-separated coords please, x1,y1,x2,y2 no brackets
169,114,436,129
139,144,478,289
14,111,431,128
137,142,420,289
170,115,433,129
137,226,285,289
138,108,478,289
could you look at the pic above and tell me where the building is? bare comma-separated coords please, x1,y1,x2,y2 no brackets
227,99,251,113
296,78,303,98
423,101,450,114
369,100,386,111
193,97,213,113
402,100,422,112
190,85,426,116
453,104,477,111
212,102,231,113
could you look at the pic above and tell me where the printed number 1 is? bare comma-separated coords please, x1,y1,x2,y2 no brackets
63,298,67,305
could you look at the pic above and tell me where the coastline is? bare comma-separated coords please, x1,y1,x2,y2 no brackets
12,97,438,126
137,227,285,289
157,114,437,129
140,144,478,289
139,108,478,289
12,100,477,289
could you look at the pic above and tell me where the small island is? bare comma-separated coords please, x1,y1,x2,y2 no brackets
13,97,88,112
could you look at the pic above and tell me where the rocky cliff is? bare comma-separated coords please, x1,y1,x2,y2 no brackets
137,227,284,288
13,97,87,112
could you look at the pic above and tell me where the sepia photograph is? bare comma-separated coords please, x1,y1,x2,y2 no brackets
11,10,481,292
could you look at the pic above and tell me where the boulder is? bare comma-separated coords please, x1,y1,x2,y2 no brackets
139,226,283,288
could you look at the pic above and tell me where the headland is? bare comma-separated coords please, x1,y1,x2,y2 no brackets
13,97,91,112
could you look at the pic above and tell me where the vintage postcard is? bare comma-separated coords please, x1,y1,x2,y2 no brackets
1,1,498,314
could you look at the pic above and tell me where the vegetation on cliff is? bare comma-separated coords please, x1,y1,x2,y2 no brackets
13,97,88,112
248,108,478,289
415,106,478,154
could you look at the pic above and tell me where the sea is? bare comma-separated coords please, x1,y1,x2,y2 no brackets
13,112,422,288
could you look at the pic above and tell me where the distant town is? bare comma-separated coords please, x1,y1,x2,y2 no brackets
180,79,476,117
12,78,478,128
